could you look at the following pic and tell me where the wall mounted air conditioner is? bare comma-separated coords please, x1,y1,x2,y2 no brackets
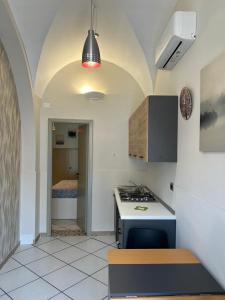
155,11,196,70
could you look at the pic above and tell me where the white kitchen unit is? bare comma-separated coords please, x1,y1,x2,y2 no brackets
114,187,176,249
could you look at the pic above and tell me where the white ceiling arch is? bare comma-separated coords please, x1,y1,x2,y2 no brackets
8,0,177,97
34,0,153,97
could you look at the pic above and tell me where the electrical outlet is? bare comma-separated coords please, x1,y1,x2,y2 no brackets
43,102,51,108
170,182,174,191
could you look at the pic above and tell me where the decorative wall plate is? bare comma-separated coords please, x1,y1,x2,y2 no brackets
180,87,193,120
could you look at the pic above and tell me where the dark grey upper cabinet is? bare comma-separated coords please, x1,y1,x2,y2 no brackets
129,95,178,162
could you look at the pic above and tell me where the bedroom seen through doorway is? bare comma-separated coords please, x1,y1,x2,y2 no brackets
51,121,89,236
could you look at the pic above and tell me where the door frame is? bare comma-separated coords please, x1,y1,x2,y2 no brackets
47,118,93,236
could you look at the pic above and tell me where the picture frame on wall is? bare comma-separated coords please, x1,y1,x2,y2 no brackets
200,52,225,152
180,87,193,120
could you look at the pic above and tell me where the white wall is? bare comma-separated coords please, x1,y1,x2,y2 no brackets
34,94,41,238
39,61,145,232
143,0,225,287
53,123,79,174
53,123,78,149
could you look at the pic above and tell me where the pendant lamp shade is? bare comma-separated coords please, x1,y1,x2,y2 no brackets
82,29,101,68
82,0,101,68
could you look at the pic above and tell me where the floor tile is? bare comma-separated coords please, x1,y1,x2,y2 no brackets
13,247,48,265
64,224,81,231
52,219,75,225
37,240,69,254
15,244,33,253
71,254,107,275
9,278,58,300
52,224,67,231
93,246,115,261
0,259,21,274
26,255,66,276
35,236,55,246
93,235,115,245
92,267,108,285
43,265,87,291
53,247,88,264
50,293,71,299
65,277,108,300
75,239,106,253
57,236,89,245
0,235,114,299
0,295,11,299
51,220,83,234
0,266,38,292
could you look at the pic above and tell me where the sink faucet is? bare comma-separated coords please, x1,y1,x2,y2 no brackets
129,180,145,193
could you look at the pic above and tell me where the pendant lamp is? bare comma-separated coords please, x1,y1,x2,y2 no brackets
82,0,101,68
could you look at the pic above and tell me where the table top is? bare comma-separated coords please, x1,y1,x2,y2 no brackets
110,296,225,300
108,249,199,264
107,249,225,300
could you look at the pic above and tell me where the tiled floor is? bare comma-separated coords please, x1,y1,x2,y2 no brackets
51,220,82,236
0,235,115,300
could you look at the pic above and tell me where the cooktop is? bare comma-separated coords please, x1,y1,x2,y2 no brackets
118,186,156,203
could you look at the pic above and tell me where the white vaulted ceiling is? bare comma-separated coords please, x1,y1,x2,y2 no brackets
8,0,177,96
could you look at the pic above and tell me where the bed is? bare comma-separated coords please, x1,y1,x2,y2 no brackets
51,180,78,219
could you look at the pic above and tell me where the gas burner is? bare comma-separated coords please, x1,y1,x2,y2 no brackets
118,186,157,203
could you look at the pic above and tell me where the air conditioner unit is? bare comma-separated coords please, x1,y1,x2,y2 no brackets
155,11,196,70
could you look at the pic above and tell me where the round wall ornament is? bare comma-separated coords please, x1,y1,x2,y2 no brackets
180,87,193,120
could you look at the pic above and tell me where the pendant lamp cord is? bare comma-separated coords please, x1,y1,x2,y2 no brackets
91,0,94,30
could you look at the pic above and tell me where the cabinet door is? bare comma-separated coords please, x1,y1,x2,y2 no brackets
129,96,177,162
148,96,178,162
114,199,124,248
133,110,139,158
129,111,138,158
136,98,148,160
129,99,148,160
128,115,134,157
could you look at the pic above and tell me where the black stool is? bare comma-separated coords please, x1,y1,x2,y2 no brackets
126,228,169,249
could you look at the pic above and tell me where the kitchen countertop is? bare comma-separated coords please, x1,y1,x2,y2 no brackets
114,187,176,220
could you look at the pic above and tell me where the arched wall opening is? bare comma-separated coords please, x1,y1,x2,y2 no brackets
0,1,38,244
39,60,147,232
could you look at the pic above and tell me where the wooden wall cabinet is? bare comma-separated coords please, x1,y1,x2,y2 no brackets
129,95,178,162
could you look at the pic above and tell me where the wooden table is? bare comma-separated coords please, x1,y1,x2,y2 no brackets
108,249,225,300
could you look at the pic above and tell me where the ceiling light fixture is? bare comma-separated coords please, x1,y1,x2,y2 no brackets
82,0,101,68
85,91,105,101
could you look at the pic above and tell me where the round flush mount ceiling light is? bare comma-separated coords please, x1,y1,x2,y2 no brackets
85,91,105,101
82,0,101,68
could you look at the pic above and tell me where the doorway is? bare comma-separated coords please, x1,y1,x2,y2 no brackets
47,119,93,236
